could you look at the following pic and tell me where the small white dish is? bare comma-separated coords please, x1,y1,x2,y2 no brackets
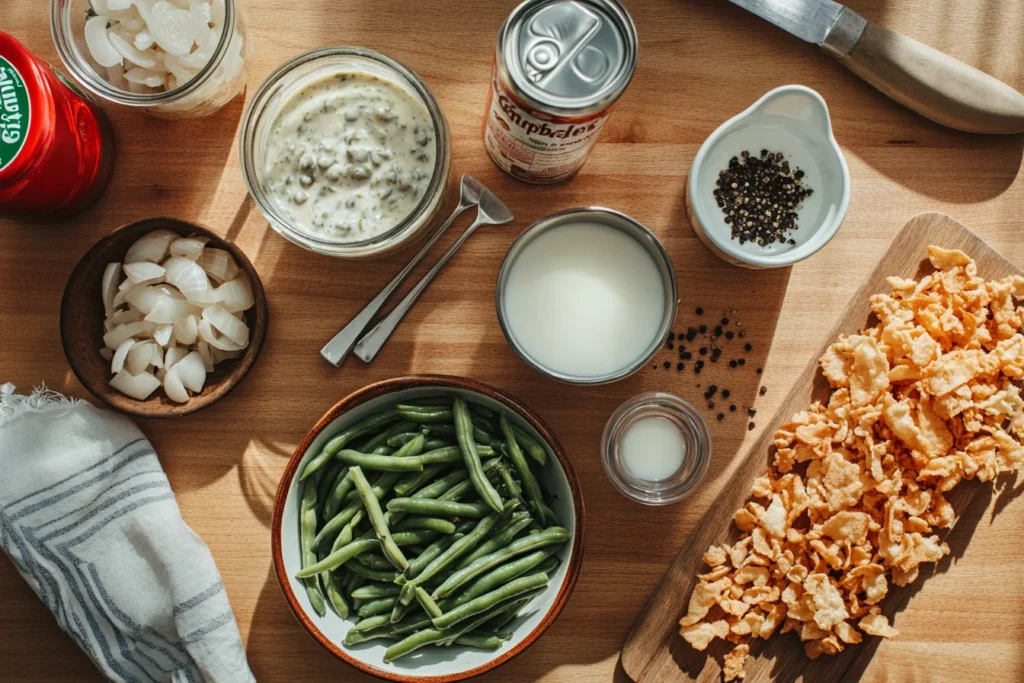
686,85,850,269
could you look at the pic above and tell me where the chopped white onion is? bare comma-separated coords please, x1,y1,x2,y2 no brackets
175,352,207,393
108,30,159,69
127,341,155,375
125,66,165,87
124,285,166,314
214,277,254,313
125,229,176,264
163,256,210,300
103,228,254,404
110,370,162,401
172,314,199,345
103,321,146,349
164,345,188,369
198,318,245,351
102,262,121,317
197,248,238,283
152,283,185,299
196,341,214,371
107,0,134,10
169,236,207,260
111,338,136,374
123,261,166,285
145,296,198,324
149,1,196,56
134,30,156,51
85,16,122,68
110,308,143,326
163,365,190,403
153,323,174,347
202,305,248,346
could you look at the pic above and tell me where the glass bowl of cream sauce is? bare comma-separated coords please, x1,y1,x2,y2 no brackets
240,47,451,258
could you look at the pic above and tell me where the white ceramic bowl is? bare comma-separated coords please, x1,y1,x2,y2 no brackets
272,375,584,682
686,85,850,269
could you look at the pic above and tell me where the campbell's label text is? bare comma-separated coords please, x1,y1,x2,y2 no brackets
484,69,612,184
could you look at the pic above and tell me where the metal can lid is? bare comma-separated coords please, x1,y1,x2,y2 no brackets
500,0,637,116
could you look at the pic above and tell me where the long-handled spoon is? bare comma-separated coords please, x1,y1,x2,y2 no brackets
352,185,514,363
319,175,483,366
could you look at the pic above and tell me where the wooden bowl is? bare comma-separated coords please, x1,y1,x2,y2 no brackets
60,216,268,418
272,375,586,682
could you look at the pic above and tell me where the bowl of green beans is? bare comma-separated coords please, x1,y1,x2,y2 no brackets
272,375,584,681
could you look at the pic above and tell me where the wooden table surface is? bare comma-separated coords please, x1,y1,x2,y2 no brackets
2,1,1023,682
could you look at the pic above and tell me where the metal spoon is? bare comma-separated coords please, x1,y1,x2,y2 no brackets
352,184,514,363
319,175,483,366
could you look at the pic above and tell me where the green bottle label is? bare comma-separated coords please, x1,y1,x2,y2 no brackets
0,56,31,172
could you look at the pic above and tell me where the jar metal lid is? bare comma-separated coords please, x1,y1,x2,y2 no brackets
499,0,637,116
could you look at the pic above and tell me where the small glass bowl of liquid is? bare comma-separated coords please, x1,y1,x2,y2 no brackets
601,392,711,505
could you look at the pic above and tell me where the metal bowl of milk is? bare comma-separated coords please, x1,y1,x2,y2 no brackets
496,208,677,385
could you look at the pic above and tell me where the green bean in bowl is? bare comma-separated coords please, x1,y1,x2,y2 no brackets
272,377,583,681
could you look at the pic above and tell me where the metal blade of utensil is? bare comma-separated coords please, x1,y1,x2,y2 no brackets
728,0,843,45
727,0,1024,133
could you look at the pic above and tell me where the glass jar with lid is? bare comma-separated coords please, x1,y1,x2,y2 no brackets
50,0,250,120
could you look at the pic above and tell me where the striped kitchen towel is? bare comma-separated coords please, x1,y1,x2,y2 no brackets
0,383,255,683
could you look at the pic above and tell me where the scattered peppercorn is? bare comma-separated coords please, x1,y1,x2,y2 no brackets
757,368,763,374
714,149,814,246
744,343,752,352
699,325,708,334
759,386,768,395
668,332,676,342
729,360,738,368
677,362,685,371
717,413,725,422
700,347,708,356
663,361,671,369
667,341,674,350
696,307,703,315
738,358,746,366
722,389,730,398
748,421,756,431
721,318,729,325
748,409,757,417
708,402,715,409
730,405,736,412
725,331,734,340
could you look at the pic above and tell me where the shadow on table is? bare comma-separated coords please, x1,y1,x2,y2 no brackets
247,567,379,682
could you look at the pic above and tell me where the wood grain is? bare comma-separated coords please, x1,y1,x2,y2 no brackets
2,2,1024,682
621,212,1023,682
834,20,1024,133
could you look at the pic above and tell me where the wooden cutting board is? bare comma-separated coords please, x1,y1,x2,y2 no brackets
620,212,1024,683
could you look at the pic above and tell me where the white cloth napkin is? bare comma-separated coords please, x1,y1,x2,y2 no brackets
0,384,255,683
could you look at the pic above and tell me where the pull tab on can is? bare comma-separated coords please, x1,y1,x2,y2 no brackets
483,0,637,185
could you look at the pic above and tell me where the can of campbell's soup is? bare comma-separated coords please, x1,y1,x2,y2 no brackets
0,32,115,220
483,0,637,184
